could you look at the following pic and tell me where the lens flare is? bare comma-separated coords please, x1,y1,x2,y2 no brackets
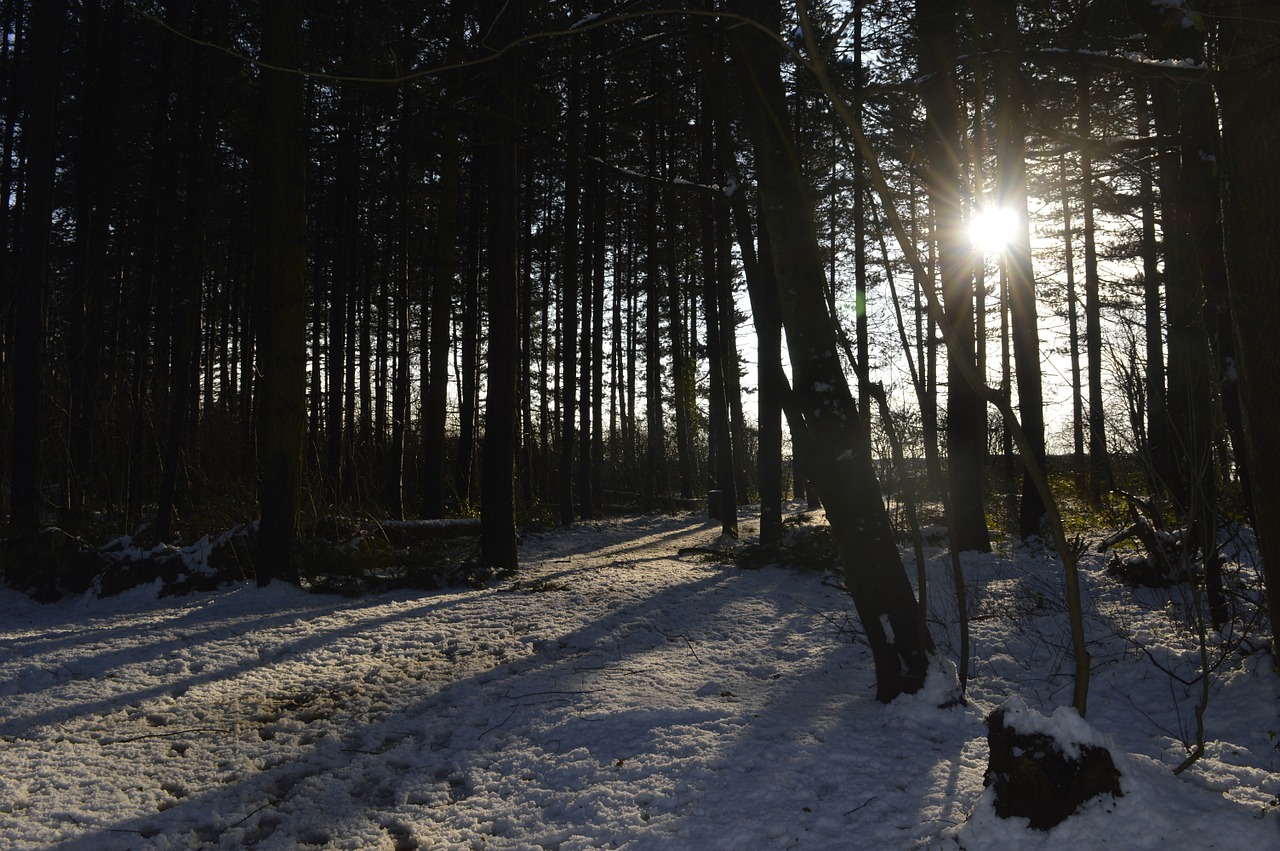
969,206,1019,253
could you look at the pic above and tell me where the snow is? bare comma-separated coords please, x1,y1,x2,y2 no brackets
2,506,1277,849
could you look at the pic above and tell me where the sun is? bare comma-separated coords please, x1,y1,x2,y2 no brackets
969,206,1020,253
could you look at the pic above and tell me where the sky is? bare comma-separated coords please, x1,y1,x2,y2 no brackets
2,507,1277,849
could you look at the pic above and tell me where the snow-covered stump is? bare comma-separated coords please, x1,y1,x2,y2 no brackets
983,698,1123,830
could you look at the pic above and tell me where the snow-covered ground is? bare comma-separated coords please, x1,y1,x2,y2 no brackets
1,506,1277,849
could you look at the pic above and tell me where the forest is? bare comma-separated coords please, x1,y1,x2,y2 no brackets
4,0,1280,845
4,0,1280,701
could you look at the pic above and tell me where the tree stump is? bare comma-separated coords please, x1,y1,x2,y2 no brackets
984,702,1123,830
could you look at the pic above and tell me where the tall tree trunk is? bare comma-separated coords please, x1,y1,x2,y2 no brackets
1214,0,1280,646
156,3,214,543
738,193,783,544
732,0,929,701
254,0,306,585
424,15,463,519
917,0,990,552
388,113,411,519
590,141,606,511
643,103,666,506
1077,75,1112,492
8,0,63,533
1142,6,1217,559
992,1,1046,540
456,168,482,506
663,175,694,500
1058,155,1084,466
558,51,582,524
1134,83,1171,494
478,0,521,572
853,3,870,433
1141,0,1231,625
699,85,736,534
64,0,117,532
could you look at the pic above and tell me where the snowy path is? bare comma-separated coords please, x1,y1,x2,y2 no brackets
2,510,1277,849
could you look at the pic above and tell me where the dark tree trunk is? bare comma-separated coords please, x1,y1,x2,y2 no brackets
698,85,736,535
732,0,929,701
478,0,521,572
590,130,606,513
558,31,582,524
424,15,463,519
737,193,783,544
1214,0,1280,648
9,0,63,533
155,2,215,543
577,58,600,520
1134,83,1171,495
917,0,990,553
64,0,118,532
992,2,1047,540
643,103,666,505
254,0,306,585
853,5,870,434
1140,5,1221,626
126,29,174,533
388,110,411,519
663,174,695,500
1077,77,1113,492
1058,155,1084,466
456,168,483,506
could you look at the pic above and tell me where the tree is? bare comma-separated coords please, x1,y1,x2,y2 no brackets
478,0,521,572
916,0,990,553
423,9,463,519
1214,0,1280,642
155,1,218,543
9,0,64,534
732,0,929,701
697,77,737,536
990,0,1047,541
558,39,582,524
253,0,307,586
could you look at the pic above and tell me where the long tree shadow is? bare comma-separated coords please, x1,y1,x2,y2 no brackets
5,516,756,847
0,512,721,738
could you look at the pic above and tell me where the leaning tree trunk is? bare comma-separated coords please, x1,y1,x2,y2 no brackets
731,0,929,702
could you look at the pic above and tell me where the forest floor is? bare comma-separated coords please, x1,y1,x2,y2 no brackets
1,504,1278,849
